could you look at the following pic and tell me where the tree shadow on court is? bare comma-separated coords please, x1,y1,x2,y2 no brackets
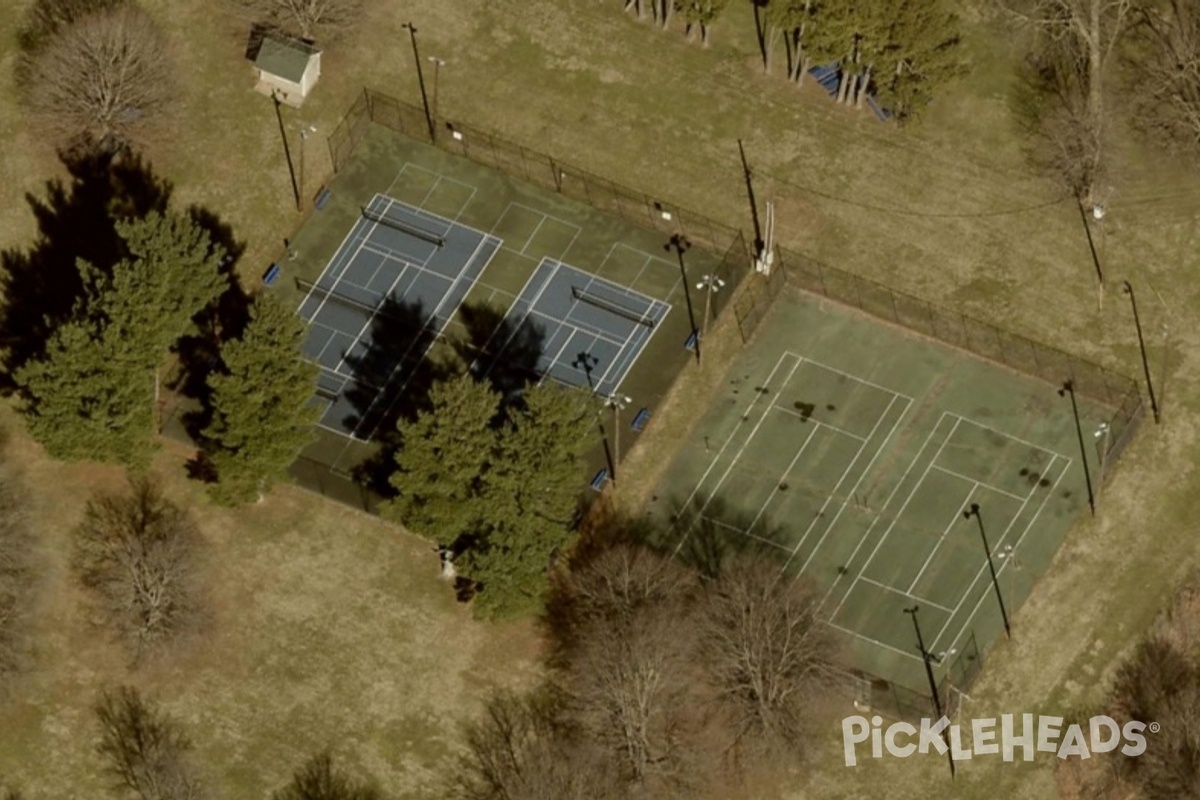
341,295,456,496
660,493,793,579
0,144,172,383
452,301,545,404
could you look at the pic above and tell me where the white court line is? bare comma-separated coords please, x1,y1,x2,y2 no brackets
825,620,925,663
331,262,416,376
740,413,822,533
930,464,1030,502
786,392,910,575
353,229,498,440
520,215,547,255
956,414,1062,458
482,258,562,368
857,575,956,614
670,355,806,557
669,352,800,557
795,355,918,400
930,450,1070,653
906,482,980,595
825,414,962,621
298,220,374,327
769,403,870,443
589,302,670,393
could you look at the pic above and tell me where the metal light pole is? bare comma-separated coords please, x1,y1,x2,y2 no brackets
1122,281,1161,424
402,23,436,143
964,503,1011,639
696,274,727,348
272,91,300,210
1094,421,1110,494
665,234,700,364
904,606,955,779
607,393,631,483
297,124,316,209
427,56,445,139
1059,380,1096,516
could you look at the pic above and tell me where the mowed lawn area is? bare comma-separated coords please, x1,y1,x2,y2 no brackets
1,0,1200,798
0,415,542,799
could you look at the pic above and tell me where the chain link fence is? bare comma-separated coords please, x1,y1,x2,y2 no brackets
329,88,745,260
775,247,1144,474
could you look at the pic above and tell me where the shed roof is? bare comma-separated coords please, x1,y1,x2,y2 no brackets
254,36,318,83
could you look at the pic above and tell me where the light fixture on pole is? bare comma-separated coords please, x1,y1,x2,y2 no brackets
402,23,435,143
607,393,631,483
696,274,726,349
1059,380,1096,515
904,606,955,779
665,234,699,364
1122,280,1161,424
964,503,1011,639
297,124,316,208
1093,421,1110,493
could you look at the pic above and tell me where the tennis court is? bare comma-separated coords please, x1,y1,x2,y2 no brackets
277,124,741,498
657,288,1113,696
298,193,500,450
477,258,671,396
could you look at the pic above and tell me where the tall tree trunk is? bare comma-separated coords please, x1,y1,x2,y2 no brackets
753,4,770,72
661,0,672,29
856,65,872,108
784,30,797,80
701,21,710,46
685,21,695,41
798,54,810,87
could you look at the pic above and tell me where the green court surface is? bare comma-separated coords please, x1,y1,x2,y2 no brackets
275,123,741,502
653,288,1114,696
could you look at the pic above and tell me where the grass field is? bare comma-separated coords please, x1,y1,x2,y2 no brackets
1,0,1200,797
653,287,1112,699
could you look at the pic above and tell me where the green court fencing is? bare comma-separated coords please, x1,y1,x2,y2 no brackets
732,257,788,342
328,88,747,264
773,246,1144,478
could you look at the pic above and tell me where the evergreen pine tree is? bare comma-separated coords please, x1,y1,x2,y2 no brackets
381,374,501,540
15,211,223,467
463,384,595,619
203,295,319,506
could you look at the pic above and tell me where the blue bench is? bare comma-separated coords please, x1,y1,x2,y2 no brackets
590,468,609,491
262,263,282,286
685,331,699,351
631,408,650,432
314,186,332,210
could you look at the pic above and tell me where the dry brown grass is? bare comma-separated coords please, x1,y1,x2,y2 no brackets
0,0,1198,797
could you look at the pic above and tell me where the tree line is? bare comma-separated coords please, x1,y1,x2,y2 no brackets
453,518,846,800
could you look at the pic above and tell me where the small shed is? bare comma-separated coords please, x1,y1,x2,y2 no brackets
253,35,321,107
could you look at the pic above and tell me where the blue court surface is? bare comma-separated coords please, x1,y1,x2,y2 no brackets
299,194,500,439
480,258,671,397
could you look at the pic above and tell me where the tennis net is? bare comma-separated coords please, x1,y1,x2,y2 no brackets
571,285,656,328
298,278,382,318
361,206,446,247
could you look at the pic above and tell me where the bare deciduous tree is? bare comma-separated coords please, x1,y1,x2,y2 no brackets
698,557,842,758
233,0,362,41
73,478,203,659
1126,0,1200,149
273,752,381,800
0,457,36,681
20,4,174,153
456,691,620,800
560,542,696,627
17,0,126,51
1006,0,1133,202
96,686,202,800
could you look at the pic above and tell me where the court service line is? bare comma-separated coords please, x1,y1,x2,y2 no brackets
905,484,981,595
857,575,956,615
769,404,871,442
669,352,802,559
930,464,1030,503
330,262,418,376
952,413,1062,458
300,221,374,331
480,258,561,372
355,230,495,440
931,453,1068,654
740,414,823,534
793,355,919,403
785,393,911,576
824,620,925,664
825,414,962,621
674,357,807,538
519,214,548,255
588,300,671,394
